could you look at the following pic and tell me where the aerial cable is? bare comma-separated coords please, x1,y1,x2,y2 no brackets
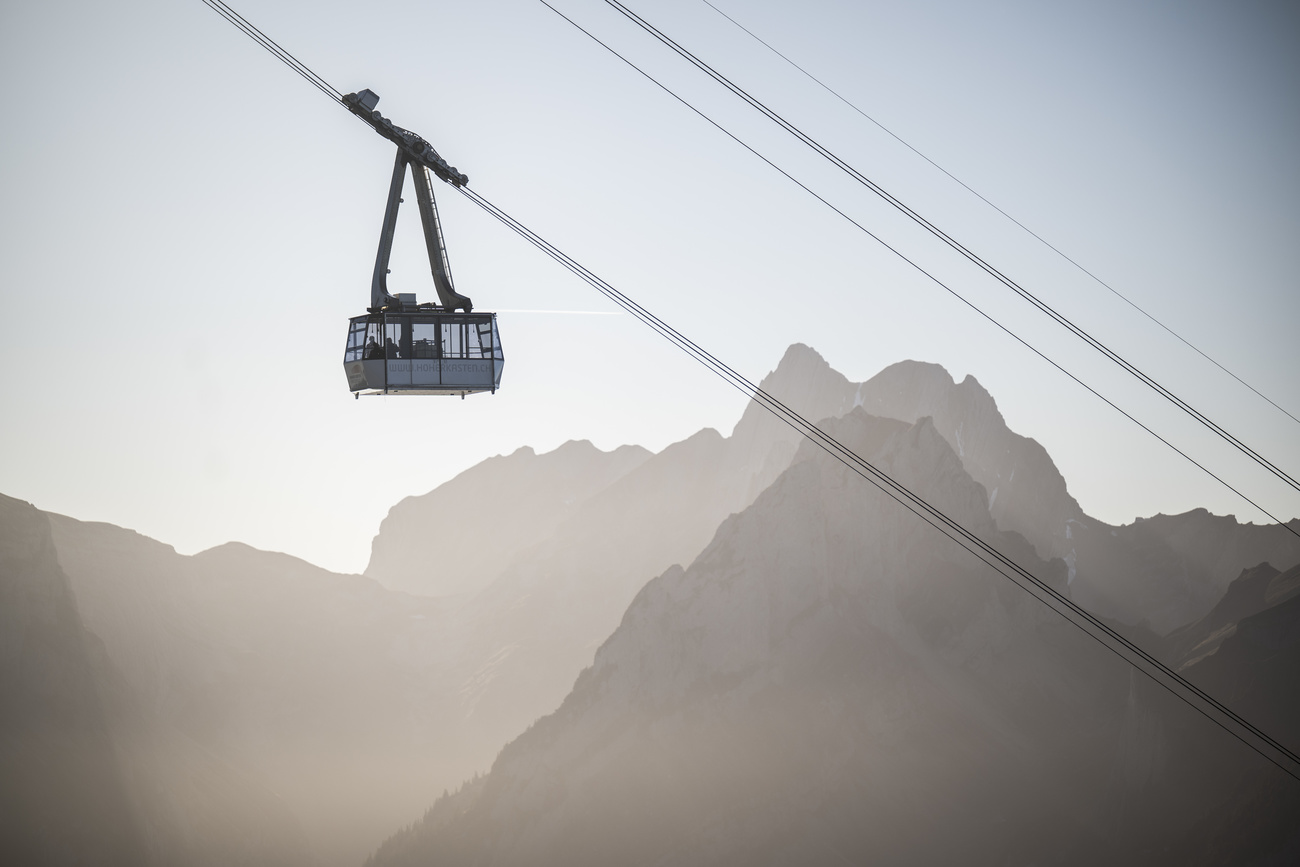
699,0,1300,430
456,181,1300,783
590,0,1300,497
199,0,1300,783
199,0,344,105
533,0,1299,540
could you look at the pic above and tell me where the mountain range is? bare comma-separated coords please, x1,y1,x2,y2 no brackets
4,345,1298,866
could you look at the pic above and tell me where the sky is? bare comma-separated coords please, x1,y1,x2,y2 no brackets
1,0,1297,575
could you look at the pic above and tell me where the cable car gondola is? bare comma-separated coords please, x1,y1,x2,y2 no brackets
341,89,502,397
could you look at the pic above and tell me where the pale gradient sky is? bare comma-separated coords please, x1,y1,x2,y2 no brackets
1,0,1297,574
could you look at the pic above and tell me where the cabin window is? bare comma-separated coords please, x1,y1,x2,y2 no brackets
347,313,501,365
344,319,367,362
411,321,440,358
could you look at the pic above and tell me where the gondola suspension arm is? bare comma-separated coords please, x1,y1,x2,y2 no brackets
344,89,472,313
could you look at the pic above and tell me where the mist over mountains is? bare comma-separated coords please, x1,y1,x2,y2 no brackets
4,346,1298,866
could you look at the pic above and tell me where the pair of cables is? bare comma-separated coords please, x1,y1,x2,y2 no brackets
698,0,1300,431
199,0,343,106
197,1,1300,782
566,0,1300,507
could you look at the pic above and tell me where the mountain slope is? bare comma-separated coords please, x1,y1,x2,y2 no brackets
849,358,1083,562
366,440,651,596
741,349,1300,633
368,409,1299,866
47,515,452,867
1064,513,1300,635
1,494,310,867
0,494,146,866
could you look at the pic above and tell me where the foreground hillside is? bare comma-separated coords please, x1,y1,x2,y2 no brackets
0,496,311,867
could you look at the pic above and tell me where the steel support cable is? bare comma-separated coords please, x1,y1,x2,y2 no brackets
200,0,344,104
699,0,1300,430
456,182,1300,783
595,0,1300,497
198,0,1300,781
534,0,1299,541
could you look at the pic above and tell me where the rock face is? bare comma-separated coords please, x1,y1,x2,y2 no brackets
0,495,310,867
0,494,146,866
1168,561,1300,741
366,440,652,597
849,358,1084,563
367,411,1300,867
1165,562,1290,668
48,516,454,867
728,348,1300,634
1063,512,1300,635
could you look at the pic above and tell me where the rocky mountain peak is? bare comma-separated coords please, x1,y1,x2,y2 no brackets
853,360,1081,561
729,343,854,442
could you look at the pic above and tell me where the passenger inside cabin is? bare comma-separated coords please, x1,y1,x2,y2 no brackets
365,338,382,359
384,337,400,359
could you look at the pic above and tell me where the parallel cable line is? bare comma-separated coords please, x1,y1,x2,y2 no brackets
199,0,1300,784
595,0,1300,496
699,0,1300,429
200,0,344,104
534,0,1299,540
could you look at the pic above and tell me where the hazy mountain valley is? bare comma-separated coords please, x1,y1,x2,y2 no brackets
4,346,1299,866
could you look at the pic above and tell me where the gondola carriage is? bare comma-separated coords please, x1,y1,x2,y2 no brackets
341,89,502,397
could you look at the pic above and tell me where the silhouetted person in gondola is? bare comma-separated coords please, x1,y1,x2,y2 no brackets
385,337,400,359
365,337,383,359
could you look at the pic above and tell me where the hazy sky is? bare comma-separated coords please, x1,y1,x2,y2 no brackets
2,0,1297,574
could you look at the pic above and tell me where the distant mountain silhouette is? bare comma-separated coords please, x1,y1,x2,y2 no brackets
367,440,652,597
1,494,310,867
0,494,146,866
367,409,1300,866
47,516,457,867
1063,509,1300,635
762,350,1300,634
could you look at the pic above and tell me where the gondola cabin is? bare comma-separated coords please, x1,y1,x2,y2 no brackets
340,88,502,398
344,297,502,396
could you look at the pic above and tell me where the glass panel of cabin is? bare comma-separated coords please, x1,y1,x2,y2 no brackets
441,320,464,359
411,320,440,358
464,320,485,359
365,319,384,358
384,320,405,359
345,319,367,361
